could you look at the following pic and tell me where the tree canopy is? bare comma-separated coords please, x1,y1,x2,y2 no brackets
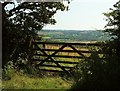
103,1,120,56
2,1,70,67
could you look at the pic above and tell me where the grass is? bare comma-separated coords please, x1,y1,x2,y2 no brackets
2,72,74,90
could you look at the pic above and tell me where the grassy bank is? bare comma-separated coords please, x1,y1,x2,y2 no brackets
2,73,74,90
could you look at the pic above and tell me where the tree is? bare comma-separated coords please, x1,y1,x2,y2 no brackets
2,1,70,68
70,1,120,90
101,1,120,89
103,1,120,56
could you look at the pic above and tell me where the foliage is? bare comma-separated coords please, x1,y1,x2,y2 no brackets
70,50,120,90
2,1,70,68
102,1,120,89
70,50,105,90
103,1,120,56
104,1,120,36
2,61,15,80
70,1,120,90
105,0,119,66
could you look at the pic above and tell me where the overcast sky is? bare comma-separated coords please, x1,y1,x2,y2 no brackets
43,0,118,30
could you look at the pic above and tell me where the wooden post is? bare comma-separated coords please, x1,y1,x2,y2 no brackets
27,36,34,67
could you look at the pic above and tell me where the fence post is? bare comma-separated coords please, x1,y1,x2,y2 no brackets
27,36,34,67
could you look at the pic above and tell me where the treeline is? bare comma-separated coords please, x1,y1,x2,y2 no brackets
39,30,111,42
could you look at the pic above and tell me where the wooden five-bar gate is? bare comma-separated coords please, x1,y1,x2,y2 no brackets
31,40,104,75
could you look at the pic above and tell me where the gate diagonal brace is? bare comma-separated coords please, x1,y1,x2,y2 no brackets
68,44,90,67
68,45,86,58
34,43,70,74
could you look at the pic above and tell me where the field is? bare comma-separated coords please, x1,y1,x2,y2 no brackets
38,30,110,42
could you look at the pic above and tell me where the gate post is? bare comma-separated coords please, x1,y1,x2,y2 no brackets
27,36,34,67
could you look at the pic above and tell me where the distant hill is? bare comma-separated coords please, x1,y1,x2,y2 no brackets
38,30,111,42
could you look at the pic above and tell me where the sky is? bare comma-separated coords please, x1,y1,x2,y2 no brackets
43,0,118,30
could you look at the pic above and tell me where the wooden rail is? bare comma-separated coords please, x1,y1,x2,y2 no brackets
31,41,105,75
33,48,103,54
33,41,103,46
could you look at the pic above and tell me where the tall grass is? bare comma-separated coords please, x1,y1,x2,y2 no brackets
2,59,74,89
